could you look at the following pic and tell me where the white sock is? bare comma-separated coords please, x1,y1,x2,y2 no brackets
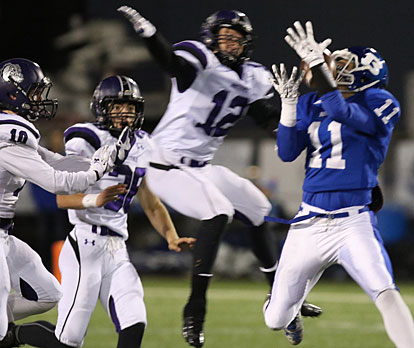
375,289,414,348
7,292,57,321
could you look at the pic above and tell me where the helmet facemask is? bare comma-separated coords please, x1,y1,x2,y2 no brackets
24,78,58,121
99,97,144,136
200,10,254,69
331,47,388,92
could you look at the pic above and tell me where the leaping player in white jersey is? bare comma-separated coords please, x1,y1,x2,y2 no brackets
264,21,414,347
118,6,322,347
0,59,130,347
4,75,196,348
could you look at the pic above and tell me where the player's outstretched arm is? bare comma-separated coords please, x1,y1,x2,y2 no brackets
137,178,196,252
56,184,127,210
117,5,197,84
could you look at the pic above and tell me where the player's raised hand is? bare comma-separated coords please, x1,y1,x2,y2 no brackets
117,5,156,38
285,21,331,68
271,63,304,105
112,126,134,167
168,237,197,252
96,184,128,207
89,145,114,181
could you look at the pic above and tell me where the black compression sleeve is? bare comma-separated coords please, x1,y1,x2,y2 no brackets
143,33,197,91
310,63,338,96
247,99,280,129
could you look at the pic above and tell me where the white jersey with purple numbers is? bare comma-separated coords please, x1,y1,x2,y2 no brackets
152,40,273,162
64,123,151,239
0,112,40,218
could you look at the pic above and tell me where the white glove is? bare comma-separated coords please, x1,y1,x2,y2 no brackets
271,63,304,105
89,145,114,181
117,6,156,38
285,21,331,68
271,63,303,127
113,127,133,166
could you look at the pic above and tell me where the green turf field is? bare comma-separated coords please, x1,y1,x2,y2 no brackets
18,277,414,347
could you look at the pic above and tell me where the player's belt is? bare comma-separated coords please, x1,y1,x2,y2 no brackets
149,162,180,171
91,225,122,237
180,157,210,168
149,157,210,171
265,206,370,224
0,218,14,233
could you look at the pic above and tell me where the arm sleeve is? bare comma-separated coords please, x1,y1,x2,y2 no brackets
143,33,198,90
0,145,95,194
276,124,308,162
247,98,280,129
321,90,378,135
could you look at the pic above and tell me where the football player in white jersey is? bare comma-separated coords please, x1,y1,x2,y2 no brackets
118,6,322,347
4,75,195,348
263,22,414,347
0,59,130,347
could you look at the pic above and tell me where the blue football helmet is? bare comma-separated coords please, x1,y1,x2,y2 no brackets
200,10,254,68
330,46,389,92
0,58,57,121
90,75,144,135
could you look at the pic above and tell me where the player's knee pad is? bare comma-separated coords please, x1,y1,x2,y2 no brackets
264,298,299,330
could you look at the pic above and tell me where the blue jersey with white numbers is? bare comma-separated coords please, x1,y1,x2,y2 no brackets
277,88,400,210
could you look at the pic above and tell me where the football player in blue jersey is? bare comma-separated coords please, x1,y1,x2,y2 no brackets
117,6,322,347
263,21,414,347
0,59,132,347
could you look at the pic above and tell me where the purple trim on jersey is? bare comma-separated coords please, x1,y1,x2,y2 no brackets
64,126,101,150
135,129,150,139
173,41,207,69
370,211,395,281
0,119,40,138
20,278,38,301
234,210,254,227
245,61,263,68
109,296,121,333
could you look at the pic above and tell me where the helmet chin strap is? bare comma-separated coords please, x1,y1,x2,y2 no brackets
215,50,242,69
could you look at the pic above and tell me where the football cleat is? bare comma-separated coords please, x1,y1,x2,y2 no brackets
300,301,323,317
284,314,303,345
0,322,21,348
182,316,205,348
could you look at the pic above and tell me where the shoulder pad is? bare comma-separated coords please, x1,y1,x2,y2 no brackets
64,123,102,150
173,40,212,70
0,113,40,149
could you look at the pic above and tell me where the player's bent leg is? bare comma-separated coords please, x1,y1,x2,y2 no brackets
117,323,146,348
375,289,414,348
7,236,61,321
340,212,414,347
12,321,74,348
0,239,11,340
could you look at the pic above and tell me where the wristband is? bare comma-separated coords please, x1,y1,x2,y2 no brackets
82,194,99,208
280,102,297,127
